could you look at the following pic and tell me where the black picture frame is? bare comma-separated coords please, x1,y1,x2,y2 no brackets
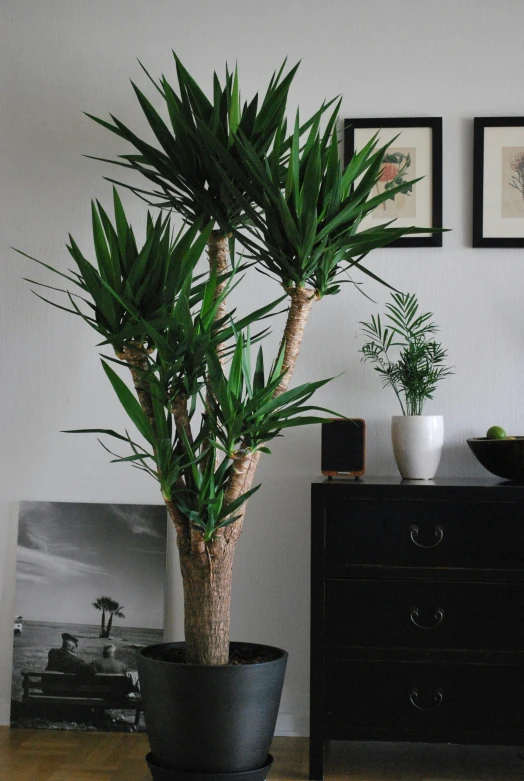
473,117,524,248
344,117,443,248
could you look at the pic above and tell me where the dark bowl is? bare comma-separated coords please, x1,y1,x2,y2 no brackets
466,437,524,481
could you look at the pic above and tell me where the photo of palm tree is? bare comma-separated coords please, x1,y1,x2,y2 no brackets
93,596,126,638
10,501,167,732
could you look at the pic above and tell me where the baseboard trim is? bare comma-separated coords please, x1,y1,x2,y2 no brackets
275,711,308,737
0,703,10,726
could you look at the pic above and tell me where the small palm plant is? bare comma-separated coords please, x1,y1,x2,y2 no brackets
18,54,436,666
360,292,452,415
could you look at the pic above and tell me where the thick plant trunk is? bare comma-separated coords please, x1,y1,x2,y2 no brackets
173,230,232,665
178,540,234,665
274,286,316,397
166,498,234,665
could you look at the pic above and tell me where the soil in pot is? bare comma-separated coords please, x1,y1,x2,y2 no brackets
145,643,280,666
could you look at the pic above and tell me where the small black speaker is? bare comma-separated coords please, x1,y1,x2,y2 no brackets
321,418,366,478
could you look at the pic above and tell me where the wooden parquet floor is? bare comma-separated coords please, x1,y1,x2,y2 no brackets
0,728,523,781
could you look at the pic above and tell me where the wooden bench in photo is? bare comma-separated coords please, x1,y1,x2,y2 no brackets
21,670,142,726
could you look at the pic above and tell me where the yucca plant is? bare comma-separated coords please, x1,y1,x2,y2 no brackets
17,191,336,663
19,54,437,666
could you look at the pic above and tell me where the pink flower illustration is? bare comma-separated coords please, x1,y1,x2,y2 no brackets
374,151,412,212
379,162,398,182
510,152,524,173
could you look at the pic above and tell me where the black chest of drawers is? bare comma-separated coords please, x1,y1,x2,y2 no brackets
309,477,524,779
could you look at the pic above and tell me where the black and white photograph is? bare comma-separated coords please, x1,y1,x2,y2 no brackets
10,501,167,732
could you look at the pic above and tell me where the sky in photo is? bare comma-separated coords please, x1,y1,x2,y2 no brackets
15,502,167,629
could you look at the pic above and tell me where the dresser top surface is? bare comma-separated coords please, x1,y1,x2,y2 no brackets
312,475,524,499
314,475,506,486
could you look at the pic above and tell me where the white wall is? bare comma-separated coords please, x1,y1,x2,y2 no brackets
1,0,524,733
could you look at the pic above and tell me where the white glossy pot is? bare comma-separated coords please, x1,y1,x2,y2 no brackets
391,415,444,480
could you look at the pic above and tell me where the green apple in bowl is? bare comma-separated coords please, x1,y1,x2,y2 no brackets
486,426,506,440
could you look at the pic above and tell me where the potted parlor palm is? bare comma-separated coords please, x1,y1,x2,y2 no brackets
360,292,453,480
18,55,433,780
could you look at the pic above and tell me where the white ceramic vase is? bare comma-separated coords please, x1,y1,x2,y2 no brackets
391,415,444,480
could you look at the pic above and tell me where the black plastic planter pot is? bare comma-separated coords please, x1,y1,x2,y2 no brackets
137,642,288,777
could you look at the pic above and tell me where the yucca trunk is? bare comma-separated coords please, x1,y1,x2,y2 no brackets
177,537,235,665
117,345,155,428
169,231,234,666
207,230,229,360
275,287,316,396
180,286,316,663
223,285,316,532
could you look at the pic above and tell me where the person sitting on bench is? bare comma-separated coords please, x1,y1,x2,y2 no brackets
92,644,128,674
46,633,95,675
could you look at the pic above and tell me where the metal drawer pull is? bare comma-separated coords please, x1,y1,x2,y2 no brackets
410,688,444,710
410,606,444,629
409,524,444,548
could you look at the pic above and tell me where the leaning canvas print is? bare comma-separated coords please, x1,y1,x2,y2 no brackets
10,501,167,732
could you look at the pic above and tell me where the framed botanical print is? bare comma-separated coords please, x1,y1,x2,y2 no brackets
473,117,524,247
344,117,443,247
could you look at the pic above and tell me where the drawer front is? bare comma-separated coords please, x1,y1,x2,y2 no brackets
325,659,524,733
325,580,524,651
325,497,524,574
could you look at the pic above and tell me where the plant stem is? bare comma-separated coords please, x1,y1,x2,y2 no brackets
171,393,193,448
116,344,155,430
205,231,230,473
221,284,318,541
168,232,235,665
393,385,406,415
274,286,316,397
224,285,316,515
166,279,317,665
207,231,230,362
